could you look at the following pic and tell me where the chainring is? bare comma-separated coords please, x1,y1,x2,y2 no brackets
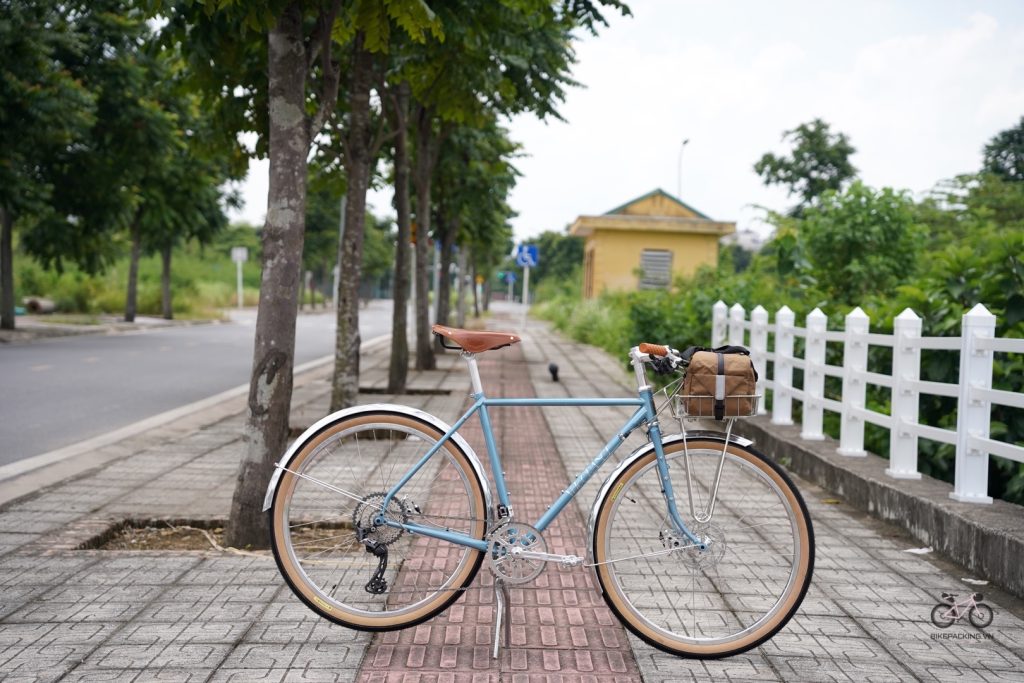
487,521,547,584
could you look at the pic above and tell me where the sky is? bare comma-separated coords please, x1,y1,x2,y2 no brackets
227,0,1024,242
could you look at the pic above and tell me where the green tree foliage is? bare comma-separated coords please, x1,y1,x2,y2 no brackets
983,116,1024,182
754,118,857,216
531,230,584,287
302,180,344,292
800,182,922,304
0,0,97,328
431,119,519,328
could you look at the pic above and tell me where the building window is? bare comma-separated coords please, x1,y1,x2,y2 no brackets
638,249,672,290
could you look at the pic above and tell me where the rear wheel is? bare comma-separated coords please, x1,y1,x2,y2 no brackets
269,412,488,630
592,438,814,658
931,604,955,628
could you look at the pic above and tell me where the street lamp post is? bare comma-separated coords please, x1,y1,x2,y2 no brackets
677,138,690,198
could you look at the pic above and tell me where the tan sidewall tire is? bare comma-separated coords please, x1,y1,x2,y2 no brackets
593,439,813,658
270,413,487,630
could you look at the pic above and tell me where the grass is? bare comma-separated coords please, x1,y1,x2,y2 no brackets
13,227,264,320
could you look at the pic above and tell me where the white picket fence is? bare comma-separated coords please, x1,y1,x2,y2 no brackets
712,301,1024,504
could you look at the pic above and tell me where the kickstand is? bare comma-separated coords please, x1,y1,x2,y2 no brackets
492,578,511,659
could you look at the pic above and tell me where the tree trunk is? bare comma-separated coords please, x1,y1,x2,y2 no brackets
0,207,14,330
482,274,491,312
160,243,173,319
224,3,309,549
472,262,481,318
456,245,467,328
330,33,374,412
413,107,437,370
124,211,142,323
433,216,454,349
387,84,412,393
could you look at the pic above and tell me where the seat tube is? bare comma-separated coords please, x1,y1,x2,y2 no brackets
463,352,511,508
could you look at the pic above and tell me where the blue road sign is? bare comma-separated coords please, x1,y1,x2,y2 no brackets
505,271,517,283
516,244,539,268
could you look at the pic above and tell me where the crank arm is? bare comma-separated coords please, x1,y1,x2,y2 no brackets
514,549,584,567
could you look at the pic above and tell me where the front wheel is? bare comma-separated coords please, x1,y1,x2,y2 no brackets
592,438,815,658
969,603,993,629
269,411,488,631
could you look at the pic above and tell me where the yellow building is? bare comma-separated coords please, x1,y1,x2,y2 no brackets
569,189,735,298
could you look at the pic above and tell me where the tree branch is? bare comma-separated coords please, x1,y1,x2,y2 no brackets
309,0,343,138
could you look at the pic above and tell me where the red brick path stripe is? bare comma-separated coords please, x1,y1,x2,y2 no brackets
356,345,642,681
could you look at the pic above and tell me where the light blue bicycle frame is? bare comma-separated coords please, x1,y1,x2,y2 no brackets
375,353,702,552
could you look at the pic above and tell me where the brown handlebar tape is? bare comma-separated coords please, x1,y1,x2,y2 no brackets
638,343,668,357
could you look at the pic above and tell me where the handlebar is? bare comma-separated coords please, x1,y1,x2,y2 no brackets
629,343,683,387
638,342,669,357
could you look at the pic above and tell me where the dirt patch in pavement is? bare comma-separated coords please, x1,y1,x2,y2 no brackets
99,523,226,551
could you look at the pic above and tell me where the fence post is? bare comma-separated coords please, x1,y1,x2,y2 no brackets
838,307,869,456
750,305,769,415
951,304,996,503
729,303,745,346
772,305,795,426
888,308,923,479
801,308,827,441
712,300,728,347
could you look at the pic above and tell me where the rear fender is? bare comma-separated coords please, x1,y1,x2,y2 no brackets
262,403,493,521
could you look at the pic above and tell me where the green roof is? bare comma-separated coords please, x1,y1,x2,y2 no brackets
603,188,712,221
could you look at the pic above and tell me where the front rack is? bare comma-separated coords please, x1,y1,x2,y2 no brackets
672,394,761,420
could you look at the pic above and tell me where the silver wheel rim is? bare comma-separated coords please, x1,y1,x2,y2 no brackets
601,448,804,647
279,421,481,619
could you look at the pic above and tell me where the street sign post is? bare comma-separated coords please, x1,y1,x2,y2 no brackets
231,247,248,310
515,245,539,330
504,270,517,302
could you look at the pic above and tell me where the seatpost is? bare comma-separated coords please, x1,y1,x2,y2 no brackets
463,351,484,396
629,347,651,393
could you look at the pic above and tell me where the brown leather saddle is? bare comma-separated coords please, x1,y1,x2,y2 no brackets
431,324,521,354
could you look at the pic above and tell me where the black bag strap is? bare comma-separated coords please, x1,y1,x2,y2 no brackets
679,344,751,365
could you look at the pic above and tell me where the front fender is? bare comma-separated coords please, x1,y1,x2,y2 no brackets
585,430,753,594
262,403,493,520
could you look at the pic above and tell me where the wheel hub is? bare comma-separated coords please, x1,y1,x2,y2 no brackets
662,522,726,570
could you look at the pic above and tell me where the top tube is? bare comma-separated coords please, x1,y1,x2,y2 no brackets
483,397,645,407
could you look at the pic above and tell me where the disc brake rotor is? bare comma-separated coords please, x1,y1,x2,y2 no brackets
662,522,726,570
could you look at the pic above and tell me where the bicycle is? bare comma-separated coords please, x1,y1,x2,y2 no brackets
931,592,993,629
264,325,815,659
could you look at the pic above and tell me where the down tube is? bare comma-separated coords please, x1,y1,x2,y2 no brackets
533,407,649,532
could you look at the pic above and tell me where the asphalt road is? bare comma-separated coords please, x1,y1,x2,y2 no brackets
0,301,394,466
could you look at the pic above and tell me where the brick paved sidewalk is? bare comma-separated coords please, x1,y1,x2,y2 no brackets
1,310,1023,682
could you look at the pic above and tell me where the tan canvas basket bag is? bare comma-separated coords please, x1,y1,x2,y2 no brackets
680,345,758,419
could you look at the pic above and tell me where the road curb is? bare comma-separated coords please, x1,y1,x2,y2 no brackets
0,334,391,508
